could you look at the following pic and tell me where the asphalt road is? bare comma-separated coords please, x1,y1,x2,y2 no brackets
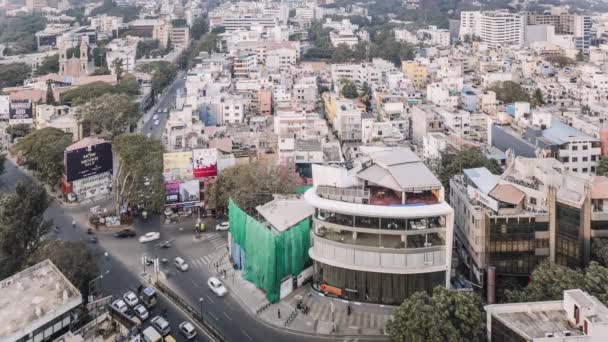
139,71,186,139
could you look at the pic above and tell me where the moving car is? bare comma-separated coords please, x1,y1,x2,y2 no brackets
207,277,227,297
139,232,160,243
151,316,171,336
152,114,159,120
134,304,149,321
174,257,188,271
114,229,136,238
111,299,128,313
154,119,160,126
215,222,229,231
179,322,197,340
123,291,139,307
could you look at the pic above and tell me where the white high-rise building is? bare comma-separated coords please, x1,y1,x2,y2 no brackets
459,11,526,48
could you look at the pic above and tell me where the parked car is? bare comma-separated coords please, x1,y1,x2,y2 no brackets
151,316,171,336
152,114,159,120
112,299,128,313
134,304,149,321
139,232,160,243
174,257,188,272
154,119,160,126
123,291,139,307
215,222,229,231
207,277,227,297
179,321,197,340
114,229,136,238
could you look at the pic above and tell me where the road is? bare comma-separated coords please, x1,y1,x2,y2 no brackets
139,71,186,139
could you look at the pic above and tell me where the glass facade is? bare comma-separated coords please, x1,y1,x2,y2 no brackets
15,311,73,342
313,261,445,305
555,203,582,268
488,217,548,275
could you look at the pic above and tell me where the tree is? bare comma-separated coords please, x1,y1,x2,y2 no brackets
0,153,5,176
191,16,209,40
0,13,47,55
592,238,608,267
438,147,502,190
577,49,585,62
486,81,530,104
114,73,140,97
10,128,72,187
60,81,115,106
331,43,355,63
113,134,164,212
111,57,125,81
386,286,485,342
0,181,52,278
0,62,31,88
45,80,54,105
206,162,298,213
149,61,177,95
136,39,160,59
28,240,99,300
77,93,140,139
360,82,372,111
92,67,111,75
546,55,576,67
505,261,585,302
530,88,545,108
340,78,359,99
597,156,608,177
5,123,32,140
34,54,60,76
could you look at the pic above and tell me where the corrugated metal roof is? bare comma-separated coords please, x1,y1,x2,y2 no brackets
463,168,498,194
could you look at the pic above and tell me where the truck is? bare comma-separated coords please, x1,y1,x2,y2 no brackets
142,326,162,342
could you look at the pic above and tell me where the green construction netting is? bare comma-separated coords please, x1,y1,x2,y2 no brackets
228,198,310,302
295,185,312,195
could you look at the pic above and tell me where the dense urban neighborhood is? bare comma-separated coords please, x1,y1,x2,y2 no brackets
3,0,608,341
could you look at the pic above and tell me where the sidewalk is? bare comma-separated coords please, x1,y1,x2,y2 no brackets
214,252,393,337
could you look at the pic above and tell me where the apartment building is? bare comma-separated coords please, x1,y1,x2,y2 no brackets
460,11,526,48
528,10,592,51
305,147,454,305
170,25,190,50
401,60,428,89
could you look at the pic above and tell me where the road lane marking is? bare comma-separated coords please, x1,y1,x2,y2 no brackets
209,311,219,321
205,295,215,303
191,280,199,288
241,329,253,341
222,312,233,320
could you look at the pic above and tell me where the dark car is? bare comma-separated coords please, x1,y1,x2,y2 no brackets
113,229,136,238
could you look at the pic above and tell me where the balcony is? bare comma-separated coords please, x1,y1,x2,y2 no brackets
315,209,446,231
316,225,446,249
317,185,439,206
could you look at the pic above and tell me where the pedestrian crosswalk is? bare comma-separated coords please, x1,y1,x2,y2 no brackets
189,248,228,270
197,233,227,250
297,297,392,330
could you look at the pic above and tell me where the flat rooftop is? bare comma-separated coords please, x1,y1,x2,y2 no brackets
495,309,582,339
256,196,314,233
0,259,82,341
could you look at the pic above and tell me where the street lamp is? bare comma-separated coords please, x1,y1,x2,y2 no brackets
199,297,203,321
88,270,110,301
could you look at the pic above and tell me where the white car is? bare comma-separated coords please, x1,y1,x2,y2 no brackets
154,119,160,126
151,316,171,336
123,291,139,307
112,299,128,313
152,114,159,120
207,277,227,297
179,321,197,340
174,257,189,271
133,304,149,321
139,232,160,243
215,222,229,231
146,133,152,138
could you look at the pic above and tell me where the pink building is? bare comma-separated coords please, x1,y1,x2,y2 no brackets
259,88,272,116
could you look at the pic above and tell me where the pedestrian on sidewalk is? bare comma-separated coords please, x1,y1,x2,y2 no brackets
347,304,351,316
277,308,281,319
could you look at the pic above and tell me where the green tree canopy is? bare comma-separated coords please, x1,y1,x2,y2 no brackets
60,81,115,106
149,61,178,94
0,181,52,278
34,54,60,76
206,161,298,213
531,88,545,108
438,147,503,190
28,240,99,301
191,16,209,40
136,39,160,59
0,153,5,176
486,81,530,104
90,0,141,22
596,156,608,177
0,62,32,88
340,78,359,99
0,13,46,55
113,134,164,212
592,238,608,267
386,286,485,342
10,128,72,187
77,93,140,139
546,55,576,67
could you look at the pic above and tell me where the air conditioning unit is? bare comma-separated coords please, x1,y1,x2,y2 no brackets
544,332,554,338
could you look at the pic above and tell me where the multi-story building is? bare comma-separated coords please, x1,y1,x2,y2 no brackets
451,156,608,298
485,289,608,341
401,60,428,89
528,10,592,51
0,260,82,342
459,11,526,48
304,147,454,304
170,25,190,50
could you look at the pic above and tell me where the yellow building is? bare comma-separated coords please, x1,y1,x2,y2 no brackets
322,92,339,124
401,61,428,89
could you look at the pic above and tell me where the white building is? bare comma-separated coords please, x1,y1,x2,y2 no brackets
304,147,454,305
459,11,526,48
105,37,140,74
218,96,246,125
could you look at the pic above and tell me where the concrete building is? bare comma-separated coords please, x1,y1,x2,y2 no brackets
304,147,454,305
401,60,428,89
459,11,526,48
105,37,140,75
485,289,608,341
528,11,592,51
411,106,445,145
0,260,82,342
170,25,190,50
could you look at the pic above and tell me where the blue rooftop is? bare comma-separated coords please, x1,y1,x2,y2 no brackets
463,167,498,194
541,117,597,145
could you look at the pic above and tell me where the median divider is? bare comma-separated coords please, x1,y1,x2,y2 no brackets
155,280,227,342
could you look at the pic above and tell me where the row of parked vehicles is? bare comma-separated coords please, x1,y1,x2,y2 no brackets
111,287,197,341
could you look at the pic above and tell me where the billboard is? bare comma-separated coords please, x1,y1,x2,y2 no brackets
165,181,180,204
65,141,113,182
163,152,193,181
9,99,33,124
179,180,200,202
193,149,217,178
72,171,112,200
0,95,9,120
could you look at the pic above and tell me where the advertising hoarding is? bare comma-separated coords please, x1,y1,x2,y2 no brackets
71,171,112,200
65,141,113,182
8,99,33,125
163,152,193,181
179,180,200,202
193,148,218,178
165,181,180,204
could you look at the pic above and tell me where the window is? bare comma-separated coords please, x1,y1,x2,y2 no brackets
572,157,578,162
573,168,578,172
530,197,537,205
583,168,588,173
592,155,597,161
583,145,588,150
572,145,578,151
